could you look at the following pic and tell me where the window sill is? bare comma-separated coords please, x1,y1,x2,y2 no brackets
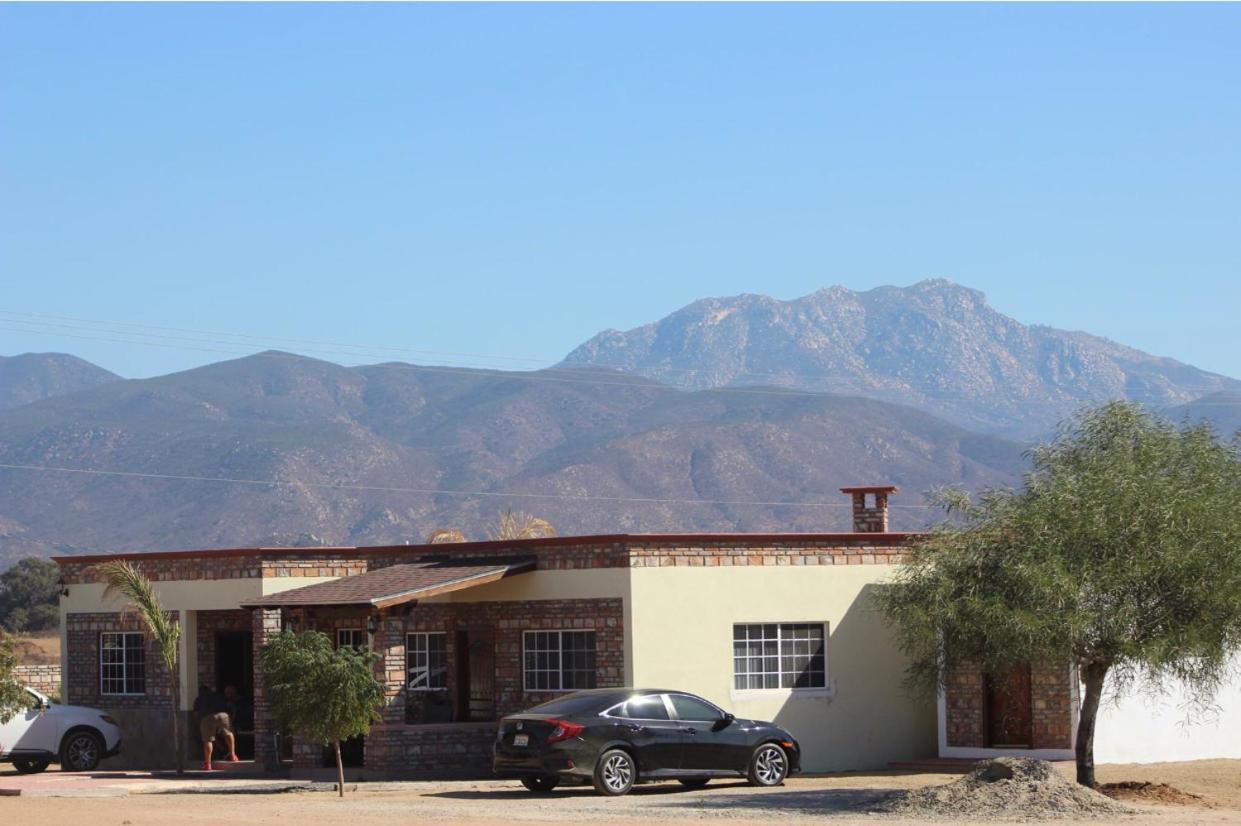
729,684,835,702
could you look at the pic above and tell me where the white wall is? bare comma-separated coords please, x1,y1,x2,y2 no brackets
1094,660,1241,763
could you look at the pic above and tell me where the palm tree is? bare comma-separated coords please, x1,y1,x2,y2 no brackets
95,561,184,774
491,509,556,541
425,528,467,544
424,510,557,544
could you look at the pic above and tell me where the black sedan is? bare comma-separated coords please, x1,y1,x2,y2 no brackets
493,688,801,796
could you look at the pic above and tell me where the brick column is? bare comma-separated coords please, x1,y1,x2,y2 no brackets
364,612,407,771
251,607,283,772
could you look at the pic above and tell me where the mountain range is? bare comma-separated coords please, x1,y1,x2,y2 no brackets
0,353,120,411
561,280,1241,439
0,279,1236,565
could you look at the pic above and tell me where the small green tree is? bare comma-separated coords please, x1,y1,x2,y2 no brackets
0,630,29,724
260,629,384,797
0,557,60,632
95,561,185,774
877,401,1241,787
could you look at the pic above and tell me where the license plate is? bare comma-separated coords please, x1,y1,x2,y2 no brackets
513,734,529,747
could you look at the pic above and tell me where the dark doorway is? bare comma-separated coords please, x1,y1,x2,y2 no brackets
453,629,496,722
215,631,255,759
985,662,1033,748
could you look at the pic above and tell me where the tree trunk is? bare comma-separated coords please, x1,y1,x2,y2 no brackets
1075,661,1109,788
334,741,344,798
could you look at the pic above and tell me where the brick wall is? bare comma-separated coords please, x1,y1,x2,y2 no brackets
366,722,498,777
60,557,262,585
361,597,624,775
944,662,986,747
251,608,283,770
1031,662,1073,750
13,663,61,697
64,612,174,708
944,661,1073,750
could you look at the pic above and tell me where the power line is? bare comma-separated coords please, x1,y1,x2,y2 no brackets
0,461,941,510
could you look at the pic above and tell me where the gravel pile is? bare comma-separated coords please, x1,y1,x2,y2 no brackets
882,758,1135,820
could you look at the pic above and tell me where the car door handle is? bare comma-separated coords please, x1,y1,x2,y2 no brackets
682,727,698,735
625,724,649,733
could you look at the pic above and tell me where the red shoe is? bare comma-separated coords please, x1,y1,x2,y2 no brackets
202,762,212,771
228,754,240,762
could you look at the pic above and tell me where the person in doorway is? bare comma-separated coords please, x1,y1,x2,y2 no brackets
193,685,238,770
223,684,253,732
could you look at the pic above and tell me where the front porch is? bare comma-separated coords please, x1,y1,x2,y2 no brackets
238,557,625,777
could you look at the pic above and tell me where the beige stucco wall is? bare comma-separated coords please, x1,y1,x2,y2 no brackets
629,565,936,772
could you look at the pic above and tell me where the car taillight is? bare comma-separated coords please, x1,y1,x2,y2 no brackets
544,719,585,743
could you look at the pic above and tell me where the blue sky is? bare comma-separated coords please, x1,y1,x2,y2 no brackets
1,4,1238,380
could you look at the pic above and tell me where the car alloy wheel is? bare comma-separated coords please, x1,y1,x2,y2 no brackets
748,743,788,787
593,748,635,796
62,731,102,772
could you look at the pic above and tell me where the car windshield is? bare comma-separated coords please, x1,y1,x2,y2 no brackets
524,693,621,716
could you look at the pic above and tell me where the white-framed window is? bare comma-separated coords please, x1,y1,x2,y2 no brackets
337,628,365,650
732,623,827,690
406,632,448,691
523,630,597,692
100,631,146,695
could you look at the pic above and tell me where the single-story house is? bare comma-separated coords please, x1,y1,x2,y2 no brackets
52,486,1079,776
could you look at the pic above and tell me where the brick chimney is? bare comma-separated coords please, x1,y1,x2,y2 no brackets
840,486,898,533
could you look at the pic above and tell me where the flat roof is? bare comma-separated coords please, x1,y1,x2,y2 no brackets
52,530,919,565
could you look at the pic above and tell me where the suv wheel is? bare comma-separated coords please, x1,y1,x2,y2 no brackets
747,743,788,787
61,730,103,772
13,757,51,774
593,748,636,796
520,776,559,793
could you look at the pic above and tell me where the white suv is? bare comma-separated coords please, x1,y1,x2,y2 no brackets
0,686,122,773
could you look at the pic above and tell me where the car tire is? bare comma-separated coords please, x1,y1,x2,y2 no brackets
746,743,788,787
678,778,710,789
592,748,636,796
520,776,559,793
13,757,51,774
60,730,104,772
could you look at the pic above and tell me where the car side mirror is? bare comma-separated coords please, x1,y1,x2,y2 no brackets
714,712,735,731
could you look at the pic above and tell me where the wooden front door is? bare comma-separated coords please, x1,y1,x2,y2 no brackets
986,662,1033,748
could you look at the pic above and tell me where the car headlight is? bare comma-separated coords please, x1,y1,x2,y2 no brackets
100,714,118,726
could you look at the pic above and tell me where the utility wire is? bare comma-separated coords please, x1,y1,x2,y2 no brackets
0,461,942,510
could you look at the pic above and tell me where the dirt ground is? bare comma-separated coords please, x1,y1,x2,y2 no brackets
3,761,1239,826
1089,760,1241,810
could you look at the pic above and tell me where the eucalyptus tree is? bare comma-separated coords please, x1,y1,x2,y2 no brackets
877,401,1241,787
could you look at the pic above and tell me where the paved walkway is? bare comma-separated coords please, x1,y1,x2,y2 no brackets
0,761,312,796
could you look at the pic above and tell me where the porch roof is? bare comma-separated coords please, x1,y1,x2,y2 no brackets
241,557,536,610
